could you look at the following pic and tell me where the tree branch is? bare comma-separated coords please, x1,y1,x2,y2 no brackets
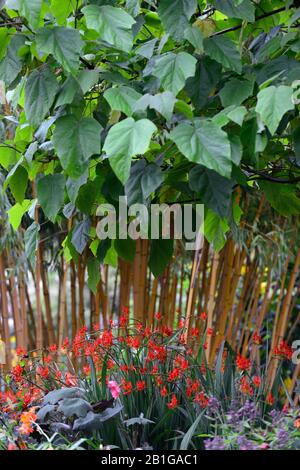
212,6,287,37
79,57,94,69
244,166,300,184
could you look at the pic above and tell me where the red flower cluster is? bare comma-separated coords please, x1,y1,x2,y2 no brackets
236,354,251,371
274,340,293,360
252,331,262,345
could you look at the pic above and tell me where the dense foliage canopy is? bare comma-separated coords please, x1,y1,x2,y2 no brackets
1,0,300,276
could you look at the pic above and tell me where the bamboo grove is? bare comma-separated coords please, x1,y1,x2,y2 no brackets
0,0,300,402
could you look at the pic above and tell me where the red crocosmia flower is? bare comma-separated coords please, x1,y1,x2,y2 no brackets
151,365,158,375
136,380,146,392
236,354,251,371
92,323,100,331
162,326,173,337
119,315,128,327
49,344,57,353
190,327,199,337
155,312,161,320
179,318,185,328
253,376,261,388
160,386,168,397
65,372,77,387
156,375,163,387
174,355,188,370
187,379,201,398
101,330,113,348
167,394,178,409
23,392,32,408
43,355,52,364
142,327,152,338
252,331,262,345
122,306,129,315
203,342,208,350
168,368,181,382
83,365,90,376
200,312,207,321
122,380,133,395
16,347,27,357
274,340,293,360
179,334,186,344
131,336,141,349
12,364,23,382
207,328,213,336
107,359,115,369
194,391,209,408
240,376,253,396
61,337,70,350
84,344,95,357
37,366,49,379
120,365,129,373
55,370,62,380
266,392,275,406
78,326,88,336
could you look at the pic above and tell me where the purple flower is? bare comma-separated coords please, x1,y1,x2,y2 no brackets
275,428,289,449
237,436,258,450
238,400,258,421
208,396,220,414
270,409,283,425
205,436,226,450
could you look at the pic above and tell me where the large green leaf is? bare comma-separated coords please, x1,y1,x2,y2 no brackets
82,4,135,53
184,25,204,52
25,66,58,127
115,238,136,263
24,221,40,267
0,28,10,61
104,85,142,116
152,52,196,96
141,163,163,199
7,199,32,231
37,174,65,222
170,120,232,178
260,181,300,215
87,256,100,295
8,166,28,204
189,165,233,218
133,91,176,121
204,36,242,74
103,117,157,184
52,115,102,178
149,239,174,277
0,34,25,85
19,0,42,29
157,0,197,40
50,0,73,25
219,76,254,107
212,0,255,22
186,57,222,109
36,26,83,74
256,85,294,135
204,208,229,251
72,218,91,254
